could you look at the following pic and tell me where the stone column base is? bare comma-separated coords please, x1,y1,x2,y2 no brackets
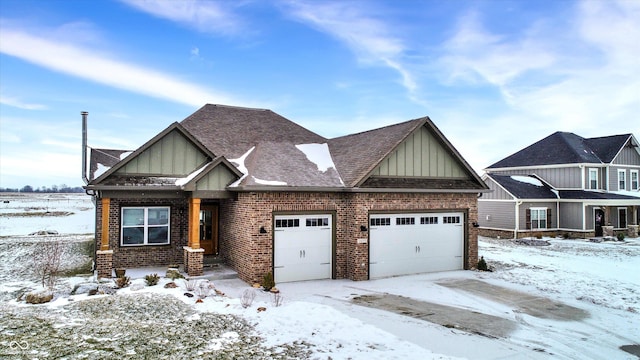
183,246,204,276
96,250,113,278
602,225,614,237
627,225,639,238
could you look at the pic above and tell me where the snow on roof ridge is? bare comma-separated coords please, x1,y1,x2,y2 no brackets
510,175,543,187
175,163,210,186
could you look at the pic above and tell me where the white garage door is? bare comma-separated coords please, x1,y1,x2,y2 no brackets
274,214,332,283
369,212,464,279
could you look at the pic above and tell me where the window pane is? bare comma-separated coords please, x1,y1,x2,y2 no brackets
123,209,144,226
148,208,169,225
123,227,144,245
148,226,169,244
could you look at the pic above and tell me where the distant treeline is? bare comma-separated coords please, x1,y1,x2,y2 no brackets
0,185,85,193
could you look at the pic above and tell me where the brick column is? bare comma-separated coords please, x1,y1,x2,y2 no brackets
183,246,204,276
96,250,113,278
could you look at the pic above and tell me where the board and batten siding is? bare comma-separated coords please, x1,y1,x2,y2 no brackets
613,144,640,165
116,130,208,176
195,165,237,191
489,167,582,189
478,201,516,229
559,202,583,230
371,126,468,178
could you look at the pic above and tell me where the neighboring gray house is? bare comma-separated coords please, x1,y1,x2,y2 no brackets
478,131,640,239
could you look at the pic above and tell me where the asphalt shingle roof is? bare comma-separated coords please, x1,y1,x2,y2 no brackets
487,131,632,169
488,174,557,199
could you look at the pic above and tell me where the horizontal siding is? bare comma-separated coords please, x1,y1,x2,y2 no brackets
519,201,557,229
559,202,583,230
478,201,515,229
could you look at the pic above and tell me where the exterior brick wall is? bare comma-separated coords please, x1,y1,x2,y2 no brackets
94,195,189,272
220,191,479,284
96,190,479,283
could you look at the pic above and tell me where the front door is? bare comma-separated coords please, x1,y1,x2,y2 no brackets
200,205,219,255
594,208,604,237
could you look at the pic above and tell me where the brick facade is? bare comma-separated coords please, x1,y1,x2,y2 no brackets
95,191,478,282
220,191,478,284
95,195,189,275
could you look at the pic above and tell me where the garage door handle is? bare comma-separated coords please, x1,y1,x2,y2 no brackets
320,262,330,265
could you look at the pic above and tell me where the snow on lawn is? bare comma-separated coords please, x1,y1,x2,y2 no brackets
0,193,95,236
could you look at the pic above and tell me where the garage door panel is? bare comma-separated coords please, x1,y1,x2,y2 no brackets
370,212,464,279
274,214,332,283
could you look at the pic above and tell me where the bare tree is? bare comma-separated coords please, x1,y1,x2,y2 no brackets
32,240,63,290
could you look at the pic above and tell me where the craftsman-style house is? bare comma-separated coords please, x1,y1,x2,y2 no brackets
84,104,488,283
478,131,640,239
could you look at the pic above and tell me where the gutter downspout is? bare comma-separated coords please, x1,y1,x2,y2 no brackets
515,200,522,239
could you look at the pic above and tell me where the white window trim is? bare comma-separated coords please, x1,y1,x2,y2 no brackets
121,206,170,246
618,169,626,191
588,168,598,190
631,170,639,191
618,207,627,228
530,207,547,229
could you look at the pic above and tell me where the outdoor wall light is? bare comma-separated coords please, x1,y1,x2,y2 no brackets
360,225,368,232
259,226,267,234
472,222,479,228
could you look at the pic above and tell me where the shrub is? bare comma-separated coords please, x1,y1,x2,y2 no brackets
166,269,184,280
262,272,275,291
144,273,160,286
240,289,256,308
272,292,283,307
115,276,131,288
477,256,489,271
183,279,199,292
617,232,625,241
32,240,63,291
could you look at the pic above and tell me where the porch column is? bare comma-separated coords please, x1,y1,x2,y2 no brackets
628,206,639,237
96,198,113,278
184,198,204,276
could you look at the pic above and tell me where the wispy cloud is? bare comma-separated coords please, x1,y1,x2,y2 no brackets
438,0,640,138
282,1,418,96
119,0,244,36
0,95,47,110
0,26,242,107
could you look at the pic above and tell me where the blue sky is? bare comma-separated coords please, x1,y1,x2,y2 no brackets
1,0,638,189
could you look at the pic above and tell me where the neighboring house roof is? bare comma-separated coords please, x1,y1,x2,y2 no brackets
88,104,487,192
486,174,640,201
558,190,640,200
487,131,634,169
487,174,558,199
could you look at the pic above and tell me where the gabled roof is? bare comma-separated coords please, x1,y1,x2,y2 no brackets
89,122,214,186
89,104,486,192
486,173,640,201
328,118,425,187
487,174,558,199
487,131,634,169
88,148,131,181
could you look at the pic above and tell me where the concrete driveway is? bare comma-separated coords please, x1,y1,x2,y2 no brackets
351,278,588,339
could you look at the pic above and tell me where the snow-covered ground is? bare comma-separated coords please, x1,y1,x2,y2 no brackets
0,193,638,359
